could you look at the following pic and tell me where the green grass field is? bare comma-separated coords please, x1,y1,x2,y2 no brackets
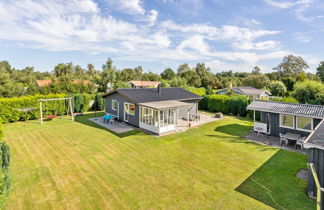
2,113,313,209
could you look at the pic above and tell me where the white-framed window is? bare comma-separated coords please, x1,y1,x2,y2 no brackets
112,100,118,110
296,116,313,131
125,103,135,115
280,114,294,129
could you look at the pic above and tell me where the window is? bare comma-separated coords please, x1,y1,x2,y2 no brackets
280,114,294,128
125,103,135,115
296,116,312,131
112,100,117,110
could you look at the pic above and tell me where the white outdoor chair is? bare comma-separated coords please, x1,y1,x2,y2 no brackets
295,137,306,150
279,133,288,147
109,117,115,125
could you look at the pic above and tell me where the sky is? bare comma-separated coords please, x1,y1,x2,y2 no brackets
0,0,324,74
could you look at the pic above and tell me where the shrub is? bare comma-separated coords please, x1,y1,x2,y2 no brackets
270,81,287,96
272,97,299,103
292,80,324,104
228,95,249,117
0,122,11,207
186,87,206,96
198,96,209,110
207,95,230,114
92,93,105,111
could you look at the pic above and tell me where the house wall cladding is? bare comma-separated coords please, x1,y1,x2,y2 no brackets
105,93,139,127
178,100,198,119
260,112,321,137
308,148,324,198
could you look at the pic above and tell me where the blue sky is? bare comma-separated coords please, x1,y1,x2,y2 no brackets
0,0,324,73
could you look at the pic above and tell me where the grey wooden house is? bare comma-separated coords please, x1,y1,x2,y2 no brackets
304,120,324,200
102,86,202,135
247,100,324,137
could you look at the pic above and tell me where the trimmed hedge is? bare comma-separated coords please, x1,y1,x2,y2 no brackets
0,94,96,123
199,94,249,117
0,122,11,207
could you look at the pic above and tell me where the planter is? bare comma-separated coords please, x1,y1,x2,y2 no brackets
215,113,223,118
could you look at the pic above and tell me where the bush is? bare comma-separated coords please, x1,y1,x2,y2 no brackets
272,97,299,103
207,95,230,114
270,81,287,96
0,122,11,207
198,96,209,110
92,93,105,111
292,80,324,104
186,87,206,96
228,95,249,117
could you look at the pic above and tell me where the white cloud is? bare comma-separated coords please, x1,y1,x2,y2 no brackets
242,18,262,27
147,10,158,26
177,36,210,55
232,40,281,50
294,32,312,43
265,0,313,9
108,0,145,15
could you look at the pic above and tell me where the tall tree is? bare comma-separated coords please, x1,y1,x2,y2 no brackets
273,54,309,77
243,74,271,89
161,68,175,80
177,63,191,74
251,66,261,74
316,61,324,82
180,70,201,87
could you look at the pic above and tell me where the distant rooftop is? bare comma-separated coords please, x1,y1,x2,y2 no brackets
305,120,324,149
129,80,160,88
36,80,52,87
247,100,324,119
234,86,271,96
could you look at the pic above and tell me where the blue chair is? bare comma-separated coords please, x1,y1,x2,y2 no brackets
103,114,112,123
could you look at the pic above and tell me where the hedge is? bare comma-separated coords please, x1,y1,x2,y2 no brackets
199,94,249,117
0,94,96,123
0,122,11,207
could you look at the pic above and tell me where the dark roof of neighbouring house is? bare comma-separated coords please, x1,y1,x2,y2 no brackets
216,86,271,96
305,120,324,149
102,87,202,103
247,100,324,119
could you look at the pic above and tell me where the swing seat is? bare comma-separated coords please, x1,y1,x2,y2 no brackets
45,115,57,120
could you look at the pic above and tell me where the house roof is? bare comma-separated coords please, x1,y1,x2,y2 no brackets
216,86,271,96
138,100,190,109
247,100,324,119
102,87,202,103
234,86,271,96
36,80,52,87
129,80,160,87
304,120,324,150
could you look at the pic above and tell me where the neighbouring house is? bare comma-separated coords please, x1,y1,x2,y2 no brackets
102,85,202,135
216,86,271,99
129,80,160,88
247,100,324,138
36,80,52,87
304,120,324,199
35,79,92,87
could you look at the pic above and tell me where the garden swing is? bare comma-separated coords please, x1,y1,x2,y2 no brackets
38,97,74,125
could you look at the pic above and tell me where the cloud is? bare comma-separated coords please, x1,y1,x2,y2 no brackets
242,18,262,27
294,32,312,43
177,36,210,55
147,10,158,26
265,0,323,22
108,0,145,15
232,40,281,50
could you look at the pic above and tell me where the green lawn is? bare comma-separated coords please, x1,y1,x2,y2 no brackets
236,150,315,209
2,113,313,209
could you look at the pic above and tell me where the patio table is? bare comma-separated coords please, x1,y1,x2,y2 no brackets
282,133,301,146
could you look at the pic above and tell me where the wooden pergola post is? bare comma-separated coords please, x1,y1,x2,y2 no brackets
69,97,74,122
253,110,255,123
40,100,43,125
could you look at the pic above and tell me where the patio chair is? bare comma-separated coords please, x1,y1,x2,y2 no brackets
109,117,115,125
279,133,288,147
295,137,306,150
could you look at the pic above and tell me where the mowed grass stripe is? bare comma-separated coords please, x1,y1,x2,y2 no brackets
38,129,119,209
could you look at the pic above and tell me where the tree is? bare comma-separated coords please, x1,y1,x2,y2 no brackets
161,68,175,80
273,54,309,77
169,77,187,87
316,61,324,82
281,77,295,91
177,63,191,74
293,80,324,104
92,93,105,111
252,66,261,74
270,81,287,96
242,74,271,89
180,70,201,87
142,72,161,81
